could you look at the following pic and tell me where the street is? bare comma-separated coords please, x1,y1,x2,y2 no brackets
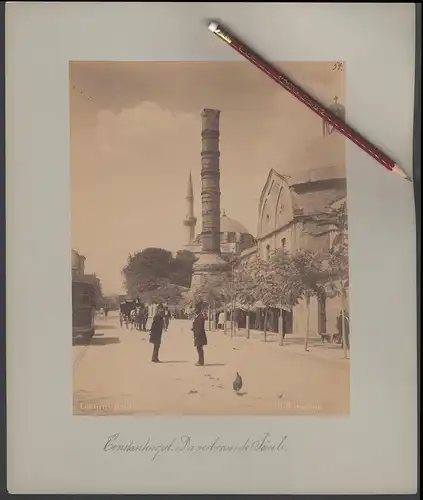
73,313,349,416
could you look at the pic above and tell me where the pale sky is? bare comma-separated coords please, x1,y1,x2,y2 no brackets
70,61,345,294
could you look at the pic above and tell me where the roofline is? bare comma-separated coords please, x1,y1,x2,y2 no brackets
329,195,348,207
72,278,95,287
258,168,291,207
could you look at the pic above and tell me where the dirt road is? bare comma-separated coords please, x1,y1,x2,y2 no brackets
73,313,349,416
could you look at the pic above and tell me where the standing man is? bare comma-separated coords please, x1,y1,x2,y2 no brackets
192,303,207,366
135,306,142,331
149,307,165,363
163,307,171,332
336,309,350,347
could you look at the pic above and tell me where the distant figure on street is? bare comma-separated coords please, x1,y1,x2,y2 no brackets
192,303,207,366
130,308,137,329
104,305,109,320
135,306,142,330
141,306,148,331
214,311,219,330
218,311,225,330
149,307,165,363
163,307,171,331
336,310,350,348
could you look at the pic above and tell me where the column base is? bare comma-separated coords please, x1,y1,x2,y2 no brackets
191,252,230,291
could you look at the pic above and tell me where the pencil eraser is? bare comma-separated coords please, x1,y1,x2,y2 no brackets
208,21,218,33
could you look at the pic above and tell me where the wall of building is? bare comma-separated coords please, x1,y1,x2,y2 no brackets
297,220,331,254
71,250,85,277
292,178,346,215
258,223,297,260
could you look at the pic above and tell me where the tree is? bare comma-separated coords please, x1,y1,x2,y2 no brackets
103,294,120,310
218,271,235,336
192,275,225,330
270,250,304,346
309,202,350,357
249,256,280,342
288,250,326,351
170,250,196,288
140,283,183,306
234,262,259,339
121,248,195,298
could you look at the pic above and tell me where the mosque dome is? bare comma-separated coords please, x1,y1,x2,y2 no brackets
192,210,255,251
220,212,250,235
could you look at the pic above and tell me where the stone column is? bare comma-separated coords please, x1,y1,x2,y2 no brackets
191,109,228,291
200,109,221,254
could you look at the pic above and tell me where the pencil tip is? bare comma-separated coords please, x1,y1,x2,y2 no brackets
392,164,412,182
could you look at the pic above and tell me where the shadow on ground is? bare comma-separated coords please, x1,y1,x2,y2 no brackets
95,324,117,331
89,336,121,346
161,360,189,364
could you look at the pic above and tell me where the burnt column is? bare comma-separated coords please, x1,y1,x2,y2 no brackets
201,109,221,254
191,109,229,291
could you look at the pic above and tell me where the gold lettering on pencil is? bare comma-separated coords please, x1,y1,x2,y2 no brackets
215,29,232,44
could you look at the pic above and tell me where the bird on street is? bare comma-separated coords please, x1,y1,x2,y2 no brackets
233,372,243,393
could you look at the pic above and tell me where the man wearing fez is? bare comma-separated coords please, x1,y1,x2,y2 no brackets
149,306,165,363
192,303,207,366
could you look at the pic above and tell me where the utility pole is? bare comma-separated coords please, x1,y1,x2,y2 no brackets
230,244,239,338
230,250,235,338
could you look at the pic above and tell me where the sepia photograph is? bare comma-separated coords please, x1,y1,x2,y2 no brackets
71,60,350,416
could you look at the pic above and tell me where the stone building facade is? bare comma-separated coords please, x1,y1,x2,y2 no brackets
71,249,86,279
239,166,347,335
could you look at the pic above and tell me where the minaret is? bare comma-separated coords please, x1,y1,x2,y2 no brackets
183,171,197,245
191,108,229,290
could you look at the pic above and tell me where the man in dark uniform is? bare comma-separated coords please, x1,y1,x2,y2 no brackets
142,306,149,331
192,303,207,366
163,306,171,331
149,307,165,363
336,309,350,347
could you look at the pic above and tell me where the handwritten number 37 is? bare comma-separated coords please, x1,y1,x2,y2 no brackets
333,62,343,71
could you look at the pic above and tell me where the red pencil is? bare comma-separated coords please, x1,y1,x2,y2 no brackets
208,21,412,182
